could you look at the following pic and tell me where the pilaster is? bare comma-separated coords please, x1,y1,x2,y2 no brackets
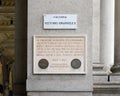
111,0,120,73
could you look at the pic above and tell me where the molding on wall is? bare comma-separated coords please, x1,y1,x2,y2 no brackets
94,82,120,93
93,63,108,76
93,69,120,93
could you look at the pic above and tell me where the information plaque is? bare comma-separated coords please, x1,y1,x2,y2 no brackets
44,14,77,29
33,36,86,74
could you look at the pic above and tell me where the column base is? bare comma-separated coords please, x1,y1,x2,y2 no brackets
111,64,120,73
27,92,93,96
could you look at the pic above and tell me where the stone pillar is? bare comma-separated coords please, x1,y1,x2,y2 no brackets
13,0,27,96
92,0,102,75
100,0,115,73
111,0,120,73
93,0,100,64
27,0,93,96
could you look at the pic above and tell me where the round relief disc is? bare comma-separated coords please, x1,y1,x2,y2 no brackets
38,59,49,69
71,59,81,69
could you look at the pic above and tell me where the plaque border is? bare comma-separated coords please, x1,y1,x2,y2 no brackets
33,35,87,74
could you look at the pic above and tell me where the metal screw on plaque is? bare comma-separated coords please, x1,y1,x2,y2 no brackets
38,59,49,69
71,59,81,69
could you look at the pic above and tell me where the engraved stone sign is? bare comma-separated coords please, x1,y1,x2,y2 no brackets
33,36,86,74
44,14,77,29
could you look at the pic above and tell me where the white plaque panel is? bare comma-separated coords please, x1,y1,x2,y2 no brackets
33,36,86,74
44,14,77,29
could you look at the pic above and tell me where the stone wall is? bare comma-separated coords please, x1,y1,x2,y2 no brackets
0,1,120,96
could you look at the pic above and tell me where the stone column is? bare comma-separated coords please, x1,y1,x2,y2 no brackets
111,0,120,73
93,0,104,75
13,0,27,96
93,0,100,64
100,0,115,73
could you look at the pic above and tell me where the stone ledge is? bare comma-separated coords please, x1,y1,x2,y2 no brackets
94,82,120,93
93,75,108,84
110,73,120,82
93,63,107,75
93,63,104,71
93,74,120,93
94,82,120,89
93,71,108,76
28,92,92,96
27,79,93,92
93,63,108,76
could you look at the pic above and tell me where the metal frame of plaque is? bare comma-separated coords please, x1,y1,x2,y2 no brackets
33,36,87,74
